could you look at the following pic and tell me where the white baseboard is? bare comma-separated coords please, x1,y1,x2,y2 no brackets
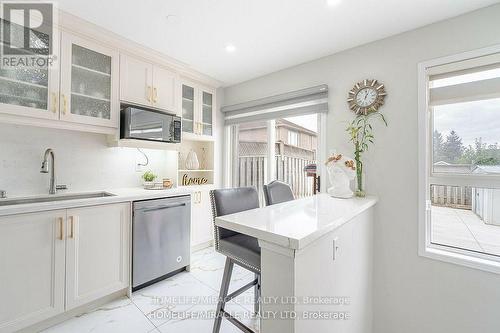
191,239,214,253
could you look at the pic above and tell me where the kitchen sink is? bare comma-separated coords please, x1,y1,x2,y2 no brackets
0,192,115,207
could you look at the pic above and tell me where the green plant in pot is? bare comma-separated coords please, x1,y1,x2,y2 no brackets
346,109,387,197
142,171,157,188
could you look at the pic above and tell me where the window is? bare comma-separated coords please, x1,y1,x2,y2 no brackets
222,85,327,202
287,130,299,146
230,114,320,203
419,47,500,273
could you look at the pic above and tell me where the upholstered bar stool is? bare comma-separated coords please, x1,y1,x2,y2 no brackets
263,180,295,206
210,187,261,333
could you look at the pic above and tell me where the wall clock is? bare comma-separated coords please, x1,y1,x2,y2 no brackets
347,79,387,115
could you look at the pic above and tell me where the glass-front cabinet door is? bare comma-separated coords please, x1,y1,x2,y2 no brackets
182,84,195,135
0,18,59,119
201,89,214,137
60,32,119,128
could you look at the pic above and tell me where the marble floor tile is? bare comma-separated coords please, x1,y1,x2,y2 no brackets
39,247,260,333
131,271,217,327
41,297,156,333
190,251,254,293
157,293,259,333
190,246,218,265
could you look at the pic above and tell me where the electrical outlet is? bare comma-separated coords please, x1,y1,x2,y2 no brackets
135,163,144,172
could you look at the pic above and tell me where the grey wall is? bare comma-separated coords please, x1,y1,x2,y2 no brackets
223,5,500,333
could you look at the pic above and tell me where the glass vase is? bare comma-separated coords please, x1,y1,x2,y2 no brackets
355,160,366,197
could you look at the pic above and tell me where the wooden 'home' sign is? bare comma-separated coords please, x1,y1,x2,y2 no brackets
181,174,208,186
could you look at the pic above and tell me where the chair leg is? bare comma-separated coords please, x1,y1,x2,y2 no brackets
254,273,260,315
213,258,234,333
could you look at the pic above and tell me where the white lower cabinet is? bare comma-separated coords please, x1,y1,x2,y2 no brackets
0,210,66,333
191,187,215,248
65,204,130,310
0,203,130,333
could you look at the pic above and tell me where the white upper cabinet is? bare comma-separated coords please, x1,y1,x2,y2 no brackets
119,55,153,107
0,22,120,132
200,88,214,137
60,32,119,128
181,83,196,135
152,65,177,112
120,54,179,116
181,80,215,141
0,12,215,135
0,20,60,120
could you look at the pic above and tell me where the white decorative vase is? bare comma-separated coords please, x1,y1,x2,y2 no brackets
325,153,356,199
185,150,200,170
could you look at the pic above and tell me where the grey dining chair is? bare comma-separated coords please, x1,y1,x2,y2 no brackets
263,180,295,206
210,187,261,333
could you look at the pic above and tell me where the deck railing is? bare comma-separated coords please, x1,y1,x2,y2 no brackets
275,155,315,198
237,155,316,202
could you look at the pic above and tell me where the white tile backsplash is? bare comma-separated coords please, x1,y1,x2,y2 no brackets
0,123,176,196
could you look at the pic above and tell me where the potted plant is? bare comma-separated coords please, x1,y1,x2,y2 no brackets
142,171,157,189
346,109,387,197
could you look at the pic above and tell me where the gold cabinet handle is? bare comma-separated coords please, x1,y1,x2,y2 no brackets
62,94,67,114
51,92,57,113
147,86,152,102
153,87,158,103
57,217,64,240
69,216,75,239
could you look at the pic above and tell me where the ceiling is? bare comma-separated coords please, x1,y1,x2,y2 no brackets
57,0,499,86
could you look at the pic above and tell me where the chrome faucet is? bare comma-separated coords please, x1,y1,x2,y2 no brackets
40,148,67,194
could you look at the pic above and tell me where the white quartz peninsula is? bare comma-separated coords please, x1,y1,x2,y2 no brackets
215,193,377,333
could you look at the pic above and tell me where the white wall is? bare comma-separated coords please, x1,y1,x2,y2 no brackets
0,123,176,196
223,5,500,333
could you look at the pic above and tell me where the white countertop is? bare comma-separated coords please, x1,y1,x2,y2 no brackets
0,187,199,216
215,193,377,250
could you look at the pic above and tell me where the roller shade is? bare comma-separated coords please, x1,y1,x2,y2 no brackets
222,85,328,125
428,53,500,80
429,77,500,106
428,52,500,106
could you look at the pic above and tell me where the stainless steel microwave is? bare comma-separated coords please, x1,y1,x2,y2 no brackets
120,106,181,143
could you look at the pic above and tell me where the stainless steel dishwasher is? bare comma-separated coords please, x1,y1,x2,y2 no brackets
132,195,191,290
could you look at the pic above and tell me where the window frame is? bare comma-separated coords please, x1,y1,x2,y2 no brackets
418,44,500,274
